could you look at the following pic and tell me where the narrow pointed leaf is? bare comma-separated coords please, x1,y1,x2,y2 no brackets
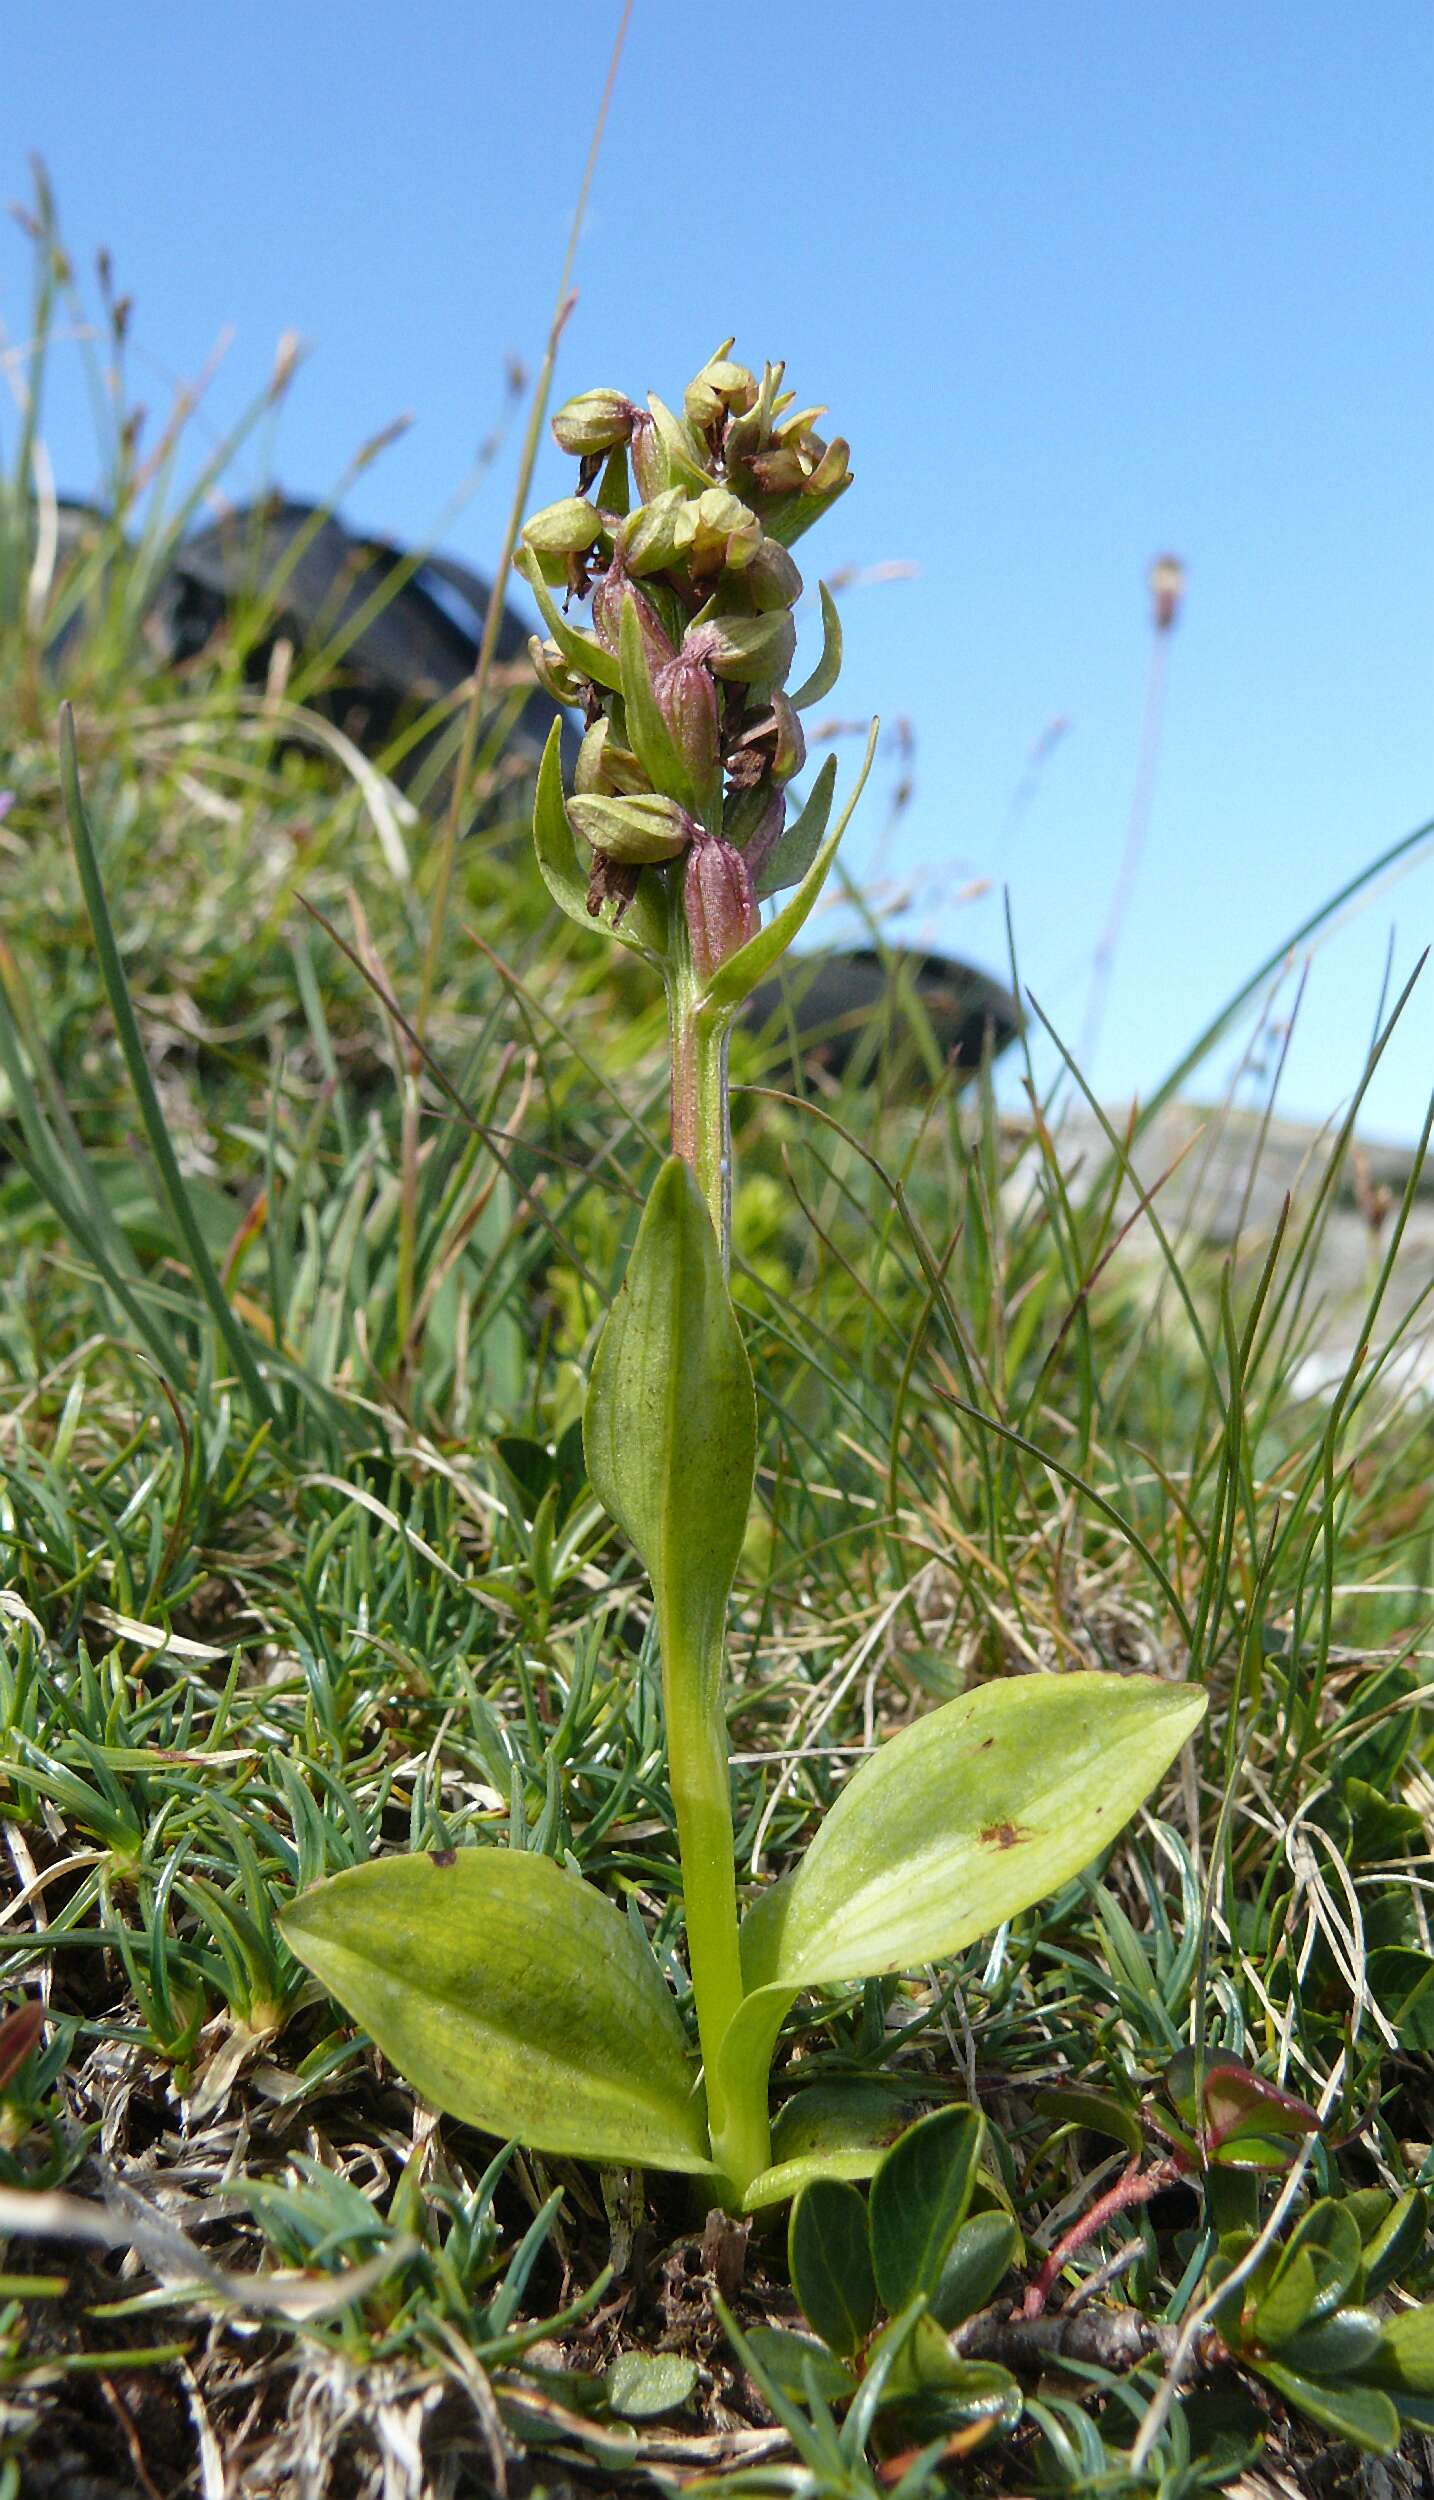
698,720,878,1017
618,593,705,822
788,584,843,713
584,1157,755,1673
280,1850,714,2174
755,1673,1207,1988
754,755,837,900
516,547,623,691
869,2106,983,2313
60,707,275,1421
789,2178,876,2357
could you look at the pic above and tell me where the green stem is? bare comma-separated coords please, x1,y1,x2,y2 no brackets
665,950,768,2194
661,1606,769,2194
669,965,731,1269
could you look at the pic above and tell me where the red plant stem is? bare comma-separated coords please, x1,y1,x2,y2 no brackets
1022,2154,1187,2318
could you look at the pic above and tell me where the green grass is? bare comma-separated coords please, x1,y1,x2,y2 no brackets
3,193,1434,2499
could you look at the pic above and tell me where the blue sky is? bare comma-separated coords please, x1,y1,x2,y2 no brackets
5,3,1433,1140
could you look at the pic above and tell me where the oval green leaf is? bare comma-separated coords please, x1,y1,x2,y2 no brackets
931,2208,1020,2329
757,1672,1207,1988
789,2177,876,2358
279,1849,714,2175
1251,2359,1400,2457
584,1156,755,1680
869,2106,983,2314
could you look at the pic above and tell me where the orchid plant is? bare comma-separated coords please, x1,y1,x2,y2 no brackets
280,349,1206,2213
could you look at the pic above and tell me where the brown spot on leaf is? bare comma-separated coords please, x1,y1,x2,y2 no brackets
428,1847,458,1868
979,1820,1029,1850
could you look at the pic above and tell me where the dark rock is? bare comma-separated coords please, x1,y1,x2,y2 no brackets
740,946,1020,1087
157,493,577,799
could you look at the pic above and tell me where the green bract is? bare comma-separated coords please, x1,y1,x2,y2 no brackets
280,350,1209,2212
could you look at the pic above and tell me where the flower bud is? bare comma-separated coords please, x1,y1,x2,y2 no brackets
684,833,758,981
744,536,804,613
673,486,761,577
528,635,588,706
653,646,721,811
684,347,758,431
687,608,797,690
567,790,696,865
551,389,636,458
521,496,605,558
590,565,675,672
629,410,667,503
574,717,651,797
619,488,691,577
732,691,806,786
521,495,606,587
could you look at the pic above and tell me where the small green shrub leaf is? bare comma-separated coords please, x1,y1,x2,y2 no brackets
584,1157,755,1679
742,2326,856,2407
749,1673,1206,1988
879,2361,1023,2448
280,1850,714,2174
605,2351,699,2418
789,2177,876,2357
1034,2085,1144,2158
1275,2307,1383,2376
1366,2302,1434,2396
1359,2188,1428,2298
1251,2250,1321,2349
869,2106,984,2313
1251,2360,1400,2456
1273,2201,1363,2322
931,2209,1021,2328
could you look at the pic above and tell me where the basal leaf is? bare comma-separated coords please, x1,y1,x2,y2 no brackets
869,2106,983,2313
280,1849,714,2175
584,1156,755,1681
755,1672,1206,1988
